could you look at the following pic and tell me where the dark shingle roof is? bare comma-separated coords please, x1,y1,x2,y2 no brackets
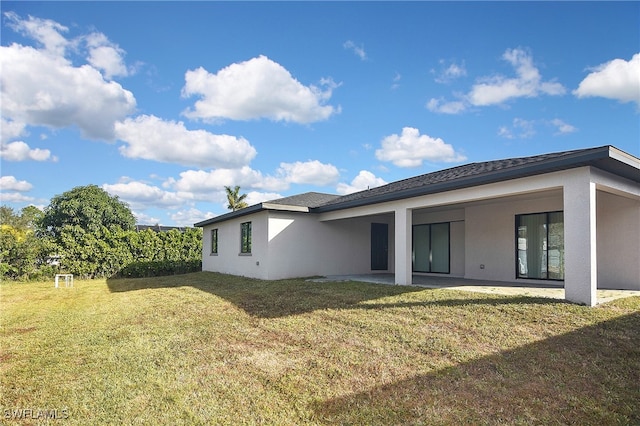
265,192,340,208
195,145,639,227
193,192,339,227
313,145,639,212
316,148,583,209
136,224,189,233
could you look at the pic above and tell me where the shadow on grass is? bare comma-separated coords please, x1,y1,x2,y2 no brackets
107,271,563,319
314,312,640,424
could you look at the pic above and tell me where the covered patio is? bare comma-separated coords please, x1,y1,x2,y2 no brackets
310,274,640,305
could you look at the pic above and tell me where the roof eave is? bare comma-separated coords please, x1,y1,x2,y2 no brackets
194,204,265,227
314,146,627,213
261,203,310,212
195,146,639,223
194,203,311,227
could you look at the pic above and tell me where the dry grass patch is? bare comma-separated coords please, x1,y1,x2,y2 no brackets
1,272,639,424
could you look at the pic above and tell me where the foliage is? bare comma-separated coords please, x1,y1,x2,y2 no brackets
2,274,639,425
1,196,203,281
0,206,54,280
225,185,248,211
41,185,135,238
113,259,202,278
54,227,202,279
0,205,42,230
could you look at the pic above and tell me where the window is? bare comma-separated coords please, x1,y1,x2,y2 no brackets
516,211,564,280
412,222,450,273
240,222,252,254
210,229,218,254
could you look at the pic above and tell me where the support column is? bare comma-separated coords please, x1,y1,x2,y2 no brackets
394,207,412,285
563,168,597,306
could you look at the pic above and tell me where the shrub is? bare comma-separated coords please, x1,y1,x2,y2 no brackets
112,260,202,278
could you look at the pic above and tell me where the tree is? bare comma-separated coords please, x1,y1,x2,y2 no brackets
0,205,41,230
0,194,204,280
0,205,51,280
41,185,135,237
0,206,19,227
20,205,44,232
225,186,248,211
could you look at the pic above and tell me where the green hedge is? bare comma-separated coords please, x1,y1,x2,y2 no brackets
112,259,202,278
1,226,203,281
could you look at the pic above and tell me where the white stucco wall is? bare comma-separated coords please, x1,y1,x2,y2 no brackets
201,210,397,280
464,193,563,283
201,211,270,279
597,191,640,289
265,211,394,279
317,172,573,285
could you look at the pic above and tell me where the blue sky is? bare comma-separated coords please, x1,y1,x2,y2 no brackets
1,2,638,226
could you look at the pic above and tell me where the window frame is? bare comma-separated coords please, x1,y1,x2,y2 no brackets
210,228,218,255
240,221,252,255
515,211,564,281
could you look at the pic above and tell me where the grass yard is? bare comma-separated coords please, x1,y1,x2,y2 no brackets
1,272,639,425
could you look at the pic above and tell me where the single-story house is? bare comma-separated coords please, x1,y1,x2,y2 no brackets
195,145,640,306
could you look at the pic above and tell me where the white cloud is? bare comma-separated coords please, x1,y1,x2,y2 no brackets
0,44,136,140
498,118,577,139
0,176,37,205
550,118,577,135
169,167,284,195
426,98,467,114
428,48,565,114
1,118,27,143
0,176,33,192
343,40,367,60
0,192,35,203
212,190,284,212
1,13,137,140
182,55,339,123
169,208,215,227
169,160,339,196
468,48,565,106
5,12,134,80
433,60,467,84
277,160,339,186
375,127,467,168
85,32,131,79
391,72,401,90
336,170,387,195
573,53,640,105
0,141,56,162
102,180,192,210
114,115,257,168
497,118,536,139
133,211,161,226
497,127,511,139
245,191,284,206
4,11,70,56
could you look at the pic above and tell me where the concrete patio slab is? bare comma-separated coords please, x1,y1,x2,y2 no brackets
309,274,640,304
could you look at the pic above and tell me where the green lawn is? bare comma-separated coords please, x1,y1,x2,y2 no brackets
1,272,639,425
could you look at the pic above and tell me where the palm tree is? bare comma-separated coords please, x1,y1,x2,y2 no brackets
225,186,248,211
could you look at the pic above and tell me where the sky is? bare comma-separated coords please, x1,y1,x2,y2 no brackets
1,2,638,227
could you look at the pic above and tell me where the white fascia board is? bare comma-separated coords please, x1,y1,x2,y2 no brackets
609,146,640,170
262,203,310,213
318,170,571,222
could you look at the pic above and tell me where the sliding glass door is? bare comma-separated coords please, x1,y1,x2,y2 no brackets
516,211,564,280
412,222,450,273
